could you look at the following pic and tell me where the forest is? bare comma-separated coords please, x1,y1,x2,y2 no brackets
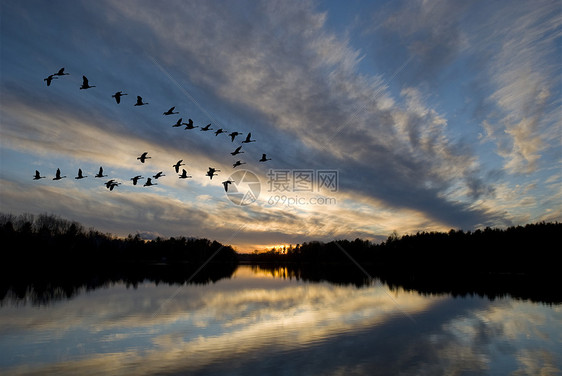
0,213,238,303
244,222,561,275
1,213,560,304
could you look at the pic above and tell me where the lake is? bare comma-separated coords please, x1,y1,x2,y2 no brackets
1,264,560,375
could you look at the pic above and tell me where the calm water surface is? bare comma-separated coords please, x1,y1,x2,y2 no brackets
1,265,560,375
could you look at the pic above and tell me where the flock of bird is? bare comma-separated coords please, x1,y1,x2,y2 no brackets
38,67,272,193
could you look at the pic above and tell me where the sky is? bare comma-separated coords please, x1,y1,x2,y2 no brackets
1,0,561,252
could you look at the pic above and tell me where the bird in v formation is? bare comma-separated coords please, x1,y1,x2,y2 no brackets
222,179,234,192
137,152,151,163
112,91,127,104
39,67,272,193
75,169,87,179
179,169,192,179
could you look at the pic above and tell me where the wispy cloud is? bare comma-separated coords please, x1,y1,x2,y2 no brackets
1,0,560,249
475,1,561,174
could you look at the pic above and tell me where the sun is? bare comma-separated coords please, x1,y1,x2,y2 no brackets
262,244,292,254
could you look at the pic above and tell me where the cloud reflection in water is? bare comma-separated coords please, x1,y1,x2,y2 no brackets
0,265,560,375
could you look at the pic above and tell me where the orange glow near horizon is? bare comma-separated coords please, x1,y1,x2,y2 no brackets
254,244,293,254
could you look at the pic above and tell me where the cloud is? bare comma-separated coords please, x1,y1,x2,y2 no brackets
13,271,561,376
475,1,561,174
1,0,559,251
1,275,442,375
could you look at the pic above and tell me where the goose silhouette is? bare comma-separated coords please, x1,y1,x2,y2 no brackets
137,152,151,163
233,160,246,168
53,168,66,180
53,68,69,76
229,132,242,142
163,106,179,115
259,154,271,162
206,167,220,180
222,180,234,192
184,119,198,129
44,74,58,86
80,76,95,90
179,169,192,179
112,91,127,104
131,175,143,185
134,96,148,106
214,128,226,136
172,118,184,127
231,146,244,156
200,123,213,131
33,170,46,180
153,171,165,179
107,181,120,191
172,160,185,173
95,167,107,178
75,168,87,179
144,177,157,186
104,179,116,188
242,132,255,143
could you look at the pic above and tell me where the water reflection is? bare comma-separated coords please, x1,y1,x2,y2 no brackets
2,262,559,306
0,262,238,305
0,265,560,375
244,263,561,304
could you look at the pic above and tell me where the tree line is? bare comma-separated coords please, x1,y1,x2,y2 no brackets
0,213,238,304
3,213,558,275
0,213,237,266
243,222,561,275
1,213,560,304
242,223,561,304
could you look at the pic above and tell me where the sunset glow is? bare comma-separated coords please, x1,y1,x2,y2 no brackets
1,0,560,251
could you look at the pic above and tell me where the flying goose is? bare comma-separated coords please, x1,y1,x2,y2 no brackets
112,91,127,104
206,167,220,180
107,181,120,191
163,106,179,115
131,175,143,185
144,177,157,186
200,123,213,131
230,146,244,156
53,68,69,76
44,74,58,86
53,168,66,180
172,118,184,127
183,119,198,129
222,180,234,192
229,132,242,142
95,167,107,178
153,171,165,179
242,133,255,143
75,168,87,179
137,152,151,163
134,96,148,106
33,170,45,180
104,179,116,189
179,169,192,179
172,160,185,173
259,154,271,162
80,75,95,89
232,160,246,168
